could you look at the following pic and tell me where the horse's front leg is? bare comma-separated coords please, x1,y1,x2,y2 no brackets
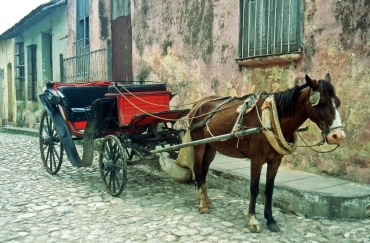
248,159,263,233
264,160,282,232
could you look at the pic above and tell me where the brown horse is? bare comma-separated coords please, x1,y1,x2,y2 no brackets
188,74,345,233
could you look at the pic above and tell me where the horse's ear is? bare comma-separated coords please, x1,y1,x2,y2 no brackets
325,73,331,83
305,74,319,89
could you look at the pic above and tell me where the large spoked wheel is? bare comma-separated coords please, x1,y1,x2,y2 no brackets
39,110,63,175
99,135,128,196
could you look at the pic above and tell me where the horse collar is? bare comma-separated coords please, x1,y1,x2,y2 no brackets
261,95,298,155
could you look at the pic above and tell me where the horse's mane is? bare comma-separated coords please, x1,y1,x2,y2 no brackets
274,80,335,119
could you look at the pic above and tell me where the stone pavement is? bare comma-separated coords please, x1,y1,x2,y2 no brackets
2,125,370,220
1,131,370,243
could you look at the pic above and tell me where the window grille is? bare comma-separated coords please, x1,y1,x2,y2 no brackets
15,42,25,100
27,45,37,101
238,0,302,59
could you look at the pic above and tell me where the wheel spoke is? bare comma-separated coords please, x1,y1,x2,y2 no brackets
52,145,61,169
49,145,54,171
114,172,121,191
103,170,109,181
42,144,48,153
112,143,117,156
109,172,113,191
107,139,113,152
46,145,51,163
112,172,117,193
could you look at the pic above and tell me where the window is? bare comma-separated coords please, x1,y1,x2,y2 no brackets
27,45,37,101
238,0,302,59
76,0,90,55
15,42,25,100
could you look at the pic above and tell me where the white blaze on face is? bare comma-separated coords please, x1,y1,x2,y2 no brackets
326,101,345,144
331,102,343,129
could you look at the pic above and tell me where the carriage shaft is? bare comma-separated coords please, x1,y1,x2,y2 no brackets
151,127,261,154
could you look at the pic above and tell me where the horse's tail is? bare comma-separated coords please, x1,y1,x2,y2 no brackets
176,129,195,180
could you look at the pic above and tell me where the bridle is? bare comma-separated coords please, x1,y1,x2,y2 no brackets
307,89,342,152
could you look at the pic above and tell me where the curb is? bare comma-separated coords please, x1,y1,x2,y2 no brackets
206,168,370,219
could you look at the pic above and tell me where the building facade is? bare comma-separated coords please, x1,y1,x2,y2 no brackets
0,0,68,127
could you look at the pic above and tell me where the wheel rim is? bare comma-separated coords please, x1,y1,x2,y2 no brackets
99,135,127,196
39,110,63,174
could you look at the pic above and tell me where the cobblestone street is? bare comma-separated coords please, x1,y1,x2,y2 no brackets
0,132,369,243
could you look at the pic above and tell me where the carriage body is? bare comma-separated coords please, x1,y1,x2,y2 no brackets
39,80,189,195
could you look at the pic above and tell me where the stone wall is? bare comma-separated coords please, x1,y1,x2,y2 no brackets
131,0,370,183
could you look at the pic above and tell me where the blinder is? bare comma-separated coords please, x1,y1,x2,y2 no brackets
310,90,320,106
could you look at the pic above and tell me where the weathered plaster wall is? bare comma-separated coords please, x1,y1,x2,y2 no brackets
286,0,370,184
15,6,67,128
0,39,15,124
90,0,111,50
131,0,370,183
67,0,111,56
66,0,77,57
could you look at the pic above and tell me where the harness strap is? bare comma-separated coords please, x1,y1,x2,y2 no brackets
190,97,236,132
232,93,259,133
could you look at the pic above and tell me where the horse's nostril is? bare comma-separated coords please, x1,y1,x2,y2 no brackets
332,134,338,140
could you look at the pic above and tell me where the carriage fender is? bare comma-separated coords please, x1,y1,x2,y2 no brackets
39,95,83,167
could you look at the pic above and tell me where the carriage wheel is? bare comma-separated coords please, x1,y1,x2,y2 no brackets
99,135,128,196
39,110,63,175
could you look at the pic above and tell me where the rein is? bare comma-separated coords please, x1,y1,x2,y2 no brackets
296,132,339,153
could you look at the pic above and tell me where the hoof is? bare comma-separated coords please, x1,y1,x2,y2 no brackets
249,224,261,233
199,207,210,214
267,223,280,232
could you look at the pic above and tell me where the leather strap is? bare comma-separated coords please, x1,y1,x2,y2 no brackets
190,97,236,132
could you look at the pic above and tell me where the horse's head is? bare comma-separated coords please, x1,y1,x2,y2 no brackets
305,74,345,145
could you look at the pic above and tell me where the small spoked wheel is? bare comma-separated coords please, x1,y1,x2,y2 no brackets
39,110,63,175
99,135,128,196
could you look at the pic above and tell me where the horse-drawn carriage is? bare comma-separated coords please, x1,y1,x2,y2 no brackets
39,80,194,195
39,74,345,232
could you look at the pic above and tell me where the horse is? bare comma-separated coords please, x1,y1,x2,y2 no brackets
187,74,345,233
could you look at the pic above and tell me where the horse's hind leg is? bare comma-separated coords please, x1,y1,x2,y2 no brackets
194,143,216,214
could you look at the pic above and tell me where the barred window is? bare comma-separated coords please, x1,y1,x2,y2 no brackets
238,0,302,59
15,42,25,100
27,45,37,102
